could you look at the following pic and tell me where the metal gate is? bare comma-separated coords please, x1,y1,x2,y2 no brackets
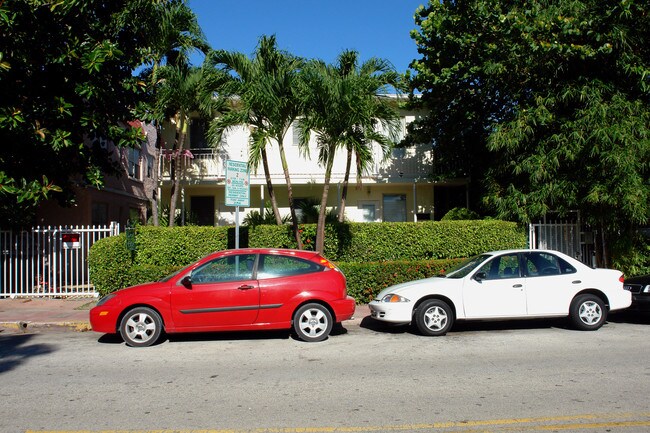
529,214,595,266
0,222,119,298
529,221,580,256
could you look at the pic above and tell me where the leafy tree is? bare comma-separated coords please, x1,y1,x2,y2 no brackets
207,35,306,247
0,0,167,227
299,51,401,252
408,0,649,265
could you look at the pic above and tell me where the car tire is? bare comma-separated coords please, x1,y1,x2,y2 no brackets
569,294,607,331
415,299,454,336
293,303,333,342
119,307,163,347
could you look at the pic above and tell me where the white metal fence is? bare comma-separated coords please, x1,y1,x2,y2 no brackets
0,223,119,298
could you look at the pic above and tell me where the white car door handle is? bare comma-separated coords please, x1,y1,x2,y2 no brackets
572,280,582,284
513,284,523,288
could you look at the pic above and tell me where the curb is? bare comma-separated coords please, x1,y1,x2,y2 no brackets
0,321,92,333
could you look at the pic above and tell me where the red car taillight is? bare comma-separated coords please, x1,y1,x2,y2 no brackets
319,258,336,269
619,275,625,283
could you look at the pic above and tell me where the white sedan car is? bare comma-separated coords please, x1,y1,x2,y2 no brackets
369,249,631,336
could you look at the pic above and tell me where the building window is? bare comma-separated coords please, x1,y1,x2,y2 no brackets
392,146,406,159
383,194,407,222
359,202,377,222
146,155,154,178
292,121,301,146
127,147,141,180
190,119,209,151
92,203,108,225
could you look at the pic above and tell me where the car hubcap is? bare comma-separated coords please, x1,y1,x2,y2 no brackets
125,313,155,342
424,306,447,331
299,309,327,338
578,301,602,325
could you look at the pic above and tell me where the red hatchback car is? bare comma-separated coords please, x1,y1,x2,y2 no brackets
90,248,355,347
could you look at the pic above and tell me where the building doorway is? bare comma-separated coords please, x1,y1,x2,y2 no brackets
190,196,215,226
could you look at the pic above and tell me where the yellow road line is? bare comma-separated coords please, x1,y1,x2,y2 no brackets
24,412,650,433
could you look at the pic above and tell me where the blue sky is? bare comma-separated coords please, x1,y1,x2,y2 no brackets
188,1,426,74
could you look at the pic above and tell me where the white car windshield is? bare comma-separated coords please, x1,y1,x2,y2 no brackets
445,254,491,279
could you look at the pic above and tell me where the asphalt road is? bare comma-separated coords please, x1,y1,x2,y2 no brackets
1,310,649,433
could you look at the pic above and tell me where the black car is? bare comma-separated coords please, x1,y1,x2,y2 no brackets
624,274,650,310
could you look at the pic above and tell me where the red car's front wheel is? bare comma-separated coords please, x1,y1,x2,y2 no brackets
119,307,163,347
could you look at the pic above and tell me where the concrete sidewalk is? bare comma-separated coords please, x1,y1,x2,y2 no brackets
0,298,95,332
0,298,370,333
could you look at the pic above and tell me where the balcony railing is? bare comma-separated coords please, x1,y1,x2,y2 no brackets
161,145,437,184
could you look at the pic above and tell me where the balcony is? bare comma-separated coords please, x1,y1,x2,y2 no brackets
161,144,437,186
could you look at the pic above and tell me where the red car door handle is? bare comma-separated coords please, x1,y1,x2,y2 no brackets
238,285,255,290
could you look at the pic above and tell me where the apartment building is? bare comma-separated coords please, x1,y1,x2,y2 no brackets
158,105,470,226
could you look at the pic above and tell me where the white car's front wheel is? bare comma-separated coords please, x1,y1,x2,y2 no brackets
414,299,454,336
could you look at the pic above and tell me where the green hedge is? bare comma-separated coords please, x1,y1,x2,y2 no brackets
89,226,230,295
89,220,526,298
132,226,230,266
250,220,526,261
87,235,134,297
339,258,465,304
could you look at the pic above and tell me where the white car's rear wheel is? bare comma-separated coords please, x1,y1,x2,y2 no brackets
415,299,453,336
570,294,607,331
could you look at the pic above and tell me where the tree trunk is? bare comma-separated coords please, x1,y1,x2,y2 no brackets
168,152,178,227
168,115,188,227
149,64,161,227
261,147,282,225
278,141,303,249
150,127,162,226
600,218,610,268
338,146,353,222
316,148,335,253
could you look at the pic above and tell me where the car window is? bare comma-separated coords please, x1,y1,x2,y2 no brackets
257,254,324,279
475,253,520,280
191,254,256,284
446,254,491,279
523,252,576,277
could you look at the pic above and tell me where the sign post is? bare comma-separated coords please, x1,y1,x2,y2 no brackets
225,160,250,249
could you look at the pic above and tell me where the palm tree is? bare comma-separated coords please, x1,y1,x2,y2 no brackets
207,35,306,248
152,62,222,226
136,0,209,226
299,51,401,252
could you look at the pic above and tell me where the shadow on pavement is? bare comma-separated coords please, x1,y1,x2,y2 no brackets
0,333,55,374
360,314,569,336
608,309,650,325
94,321,355,346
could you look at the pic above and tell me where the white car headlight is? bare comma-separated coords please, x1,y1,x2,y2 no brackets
380,294,410,303
644,285,650,294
